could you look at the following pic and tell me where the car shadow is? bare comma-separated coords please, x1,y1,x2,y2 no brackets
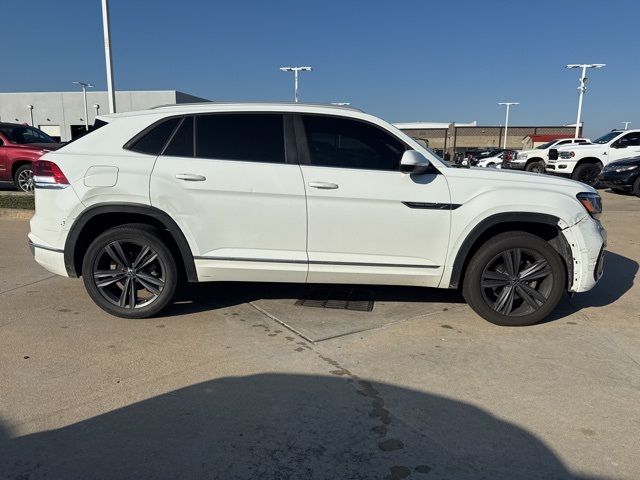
0,373,603,479
164,282,466,317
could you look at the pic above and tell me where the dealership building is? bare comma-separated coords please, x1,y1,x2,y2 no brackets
0,90,207,142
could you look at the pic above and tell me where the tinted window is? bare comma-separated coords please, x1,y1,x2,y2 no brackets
0,125,56,144
129,117,180,155
164,116,194,157
302,115,405,170
195,114,285,163
556,140,570,146
620,132,640,146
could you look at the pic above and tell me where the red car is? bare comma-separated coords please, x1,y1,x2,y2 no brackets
0,123,64,192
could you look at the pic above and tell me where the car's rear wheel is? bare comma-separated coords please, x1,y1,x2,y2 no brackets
633,177,640,198
14,164,34,193
572,162,602,186
462,232,565,326
82,224,178,318
525,160,545,173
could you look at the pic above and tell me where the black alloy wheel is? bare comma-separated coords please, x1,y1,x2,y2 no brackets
82,224,178,318
463,232,565,326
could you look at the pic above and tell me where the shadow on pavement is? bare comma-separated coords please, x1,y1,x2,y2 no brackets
0,373,600,480
165,282,466,318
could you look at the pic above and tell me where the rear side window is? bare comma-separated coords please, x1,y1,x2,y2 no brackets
164,116,194,157
195,114,285,163
128,117,181,155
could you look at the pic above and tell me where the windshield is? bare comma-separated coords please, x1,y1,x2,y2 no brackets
0,125,56,144
592,131,621,144
536,141,556,149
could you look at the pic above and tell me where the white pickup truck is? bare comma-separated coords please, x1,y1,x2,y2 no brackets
504,138,590,173
547,129,640,185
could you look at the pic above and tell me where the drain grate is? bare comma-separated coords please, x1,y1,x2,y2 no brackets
295,287,375,312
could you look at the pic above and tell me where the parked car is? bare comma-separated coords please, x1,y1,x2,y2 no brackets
476,150,515,168
547,129,640,185
597,156,640,196
504,138,590,173
28,103,606,326
0,123,64,192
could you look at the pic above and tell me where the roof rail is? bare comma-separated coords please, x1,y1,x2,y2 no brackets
149,101,363,112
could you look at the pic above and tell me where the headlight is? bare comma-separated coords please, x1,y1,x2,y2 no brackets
577,192,602,219
614,165,638,173
560,151,575,159
518,153,528,159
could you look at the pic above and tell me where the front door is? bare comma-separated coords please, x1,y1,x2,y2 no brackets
297,114,451,287
150,113,308,282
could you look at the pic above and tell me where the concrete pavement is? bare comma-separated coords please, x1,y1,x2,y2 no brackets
0,190,638,479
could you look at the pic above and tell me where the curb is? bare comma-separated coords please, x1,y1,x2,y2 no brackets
0,208,34,220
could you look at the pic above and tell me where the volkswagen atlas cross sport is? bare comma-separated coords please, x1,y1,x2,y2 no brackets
28,103,606,326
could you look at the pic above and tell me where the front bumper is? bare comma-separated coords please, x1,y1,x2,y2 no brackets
597,169,639,189
545,160,575,175
502,161,525,170
562,216,606,293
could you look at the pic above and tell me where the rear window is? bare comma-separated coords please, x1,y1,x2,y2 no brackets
163,116,194,157
128,117,181,155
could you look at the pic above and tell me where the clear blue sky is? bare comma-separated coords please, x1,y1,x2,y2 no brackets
2,0,638,136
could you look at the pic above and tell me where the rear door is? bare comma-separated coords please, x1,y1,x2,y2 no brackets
297,114,451,287
150,113,308,282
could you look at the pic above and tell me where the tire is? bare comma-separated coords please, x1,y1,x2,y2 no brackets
525,160,545,174
13,164,34,193
633,177,640,198
462,232,565,326
572,162,602,187
82,224,178,318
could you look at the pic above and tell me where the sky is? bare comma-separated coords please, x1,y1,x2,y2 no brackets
1,0,638,136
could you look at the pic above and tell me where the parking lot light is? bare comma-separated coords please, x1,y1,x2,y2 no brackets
27,105,34,126
622,121,631,130
498,102,519,149
565,64,606,139
279,66,312,103
72,81,94,130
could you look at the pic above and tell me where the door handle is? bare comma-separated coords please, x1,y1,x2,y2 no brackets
308,181,339,190
175,173,206,182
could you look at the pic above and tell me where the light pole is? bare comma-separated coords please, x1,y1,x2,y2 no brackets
102,0,116,113
27,105,34,126
279,66,312,102
73,81,94,130
498,102,519,149
566,63,605,138
622,121,631,130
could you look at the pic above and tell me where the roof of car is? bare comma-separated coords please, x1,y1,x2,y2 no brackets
0,122,29,128
98,102,365,120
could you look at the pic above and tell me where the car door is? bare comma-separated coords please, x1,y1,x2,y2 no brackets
609,131,640,162
150,113,308,283
297,114,451,287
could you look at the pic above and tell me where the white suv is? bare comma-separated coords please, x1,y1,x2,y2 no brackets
28,103,606,326
504,138,590,173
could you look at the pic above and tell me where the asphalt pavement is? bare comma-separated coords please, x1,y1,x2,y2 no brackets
0,190,638,480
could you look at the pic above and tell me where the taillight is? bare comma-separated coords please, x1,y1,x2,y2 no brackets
33,160,70,189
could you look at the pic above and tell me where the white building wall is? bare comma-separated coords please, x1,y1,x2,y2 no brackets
0,90,204,141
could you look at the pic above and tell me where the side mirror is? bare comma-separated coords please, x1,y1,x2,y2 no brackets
400,150,431,175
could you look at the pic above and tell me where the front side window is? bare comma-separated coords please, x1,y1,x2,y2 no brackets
619,132,640,146
195,114,285,163
302,115,406,170
129,117,181,155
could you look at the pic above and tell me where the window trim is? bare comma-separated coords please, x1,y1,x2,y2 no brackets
294,113,413,172
160,115,196,158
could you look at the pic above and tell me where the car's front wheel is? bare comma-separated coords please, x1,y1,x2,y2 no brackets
572,162,602,186
462,232,565,326
82,224,178,318
525,160,545,173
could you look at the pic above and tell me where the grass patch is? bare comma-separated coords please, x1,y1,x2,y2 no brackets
0,194,35,210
